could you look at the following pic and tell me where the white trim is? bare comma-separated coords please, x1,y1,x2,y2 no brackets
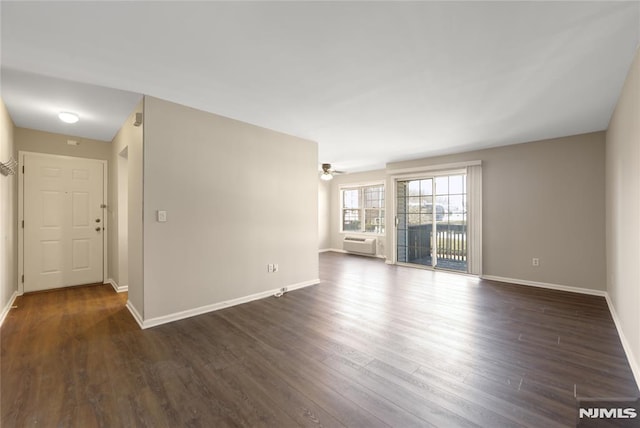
319,248,332,253
481,275,640,388
126,300,144,329
0,291,18,327
389,166,480,272
338,182,386,235
102,161,108,284
386,160,482,176
135,279,320,329
389,168,467,182
388,174,397,264
338,180,385,190
18,153,24,294
481,275,607,297
105,278,128,293
467,164,482,276
18,151,108,294
482,274,639,391
604,294,640,390
286,279,321,292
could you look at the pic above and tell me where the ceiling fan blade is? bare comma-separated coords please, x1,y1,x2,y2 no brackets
320,163,347,175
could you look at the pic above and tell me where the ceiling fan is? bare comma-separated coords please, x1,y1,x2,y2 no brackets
319,163,345,181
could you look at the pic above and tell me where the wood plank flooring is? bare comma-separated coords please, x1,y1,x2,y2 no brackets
2,252,638,427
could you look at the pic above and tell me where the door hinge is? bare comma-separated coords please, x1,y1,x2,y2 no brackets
22,165,24,174
21,275,24,283
21,220,24,228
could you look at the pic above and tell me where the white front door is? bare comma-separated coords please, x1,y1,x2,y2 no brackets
23,153,105,292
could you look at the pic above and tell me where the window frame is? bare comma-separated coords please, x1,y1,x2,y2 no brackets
339,182,386,235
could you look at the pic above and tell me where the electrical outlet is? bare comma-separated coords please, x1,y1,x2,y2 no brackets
273,264,279,272
532,258,540,267
267,264,273,273
281,287,287,293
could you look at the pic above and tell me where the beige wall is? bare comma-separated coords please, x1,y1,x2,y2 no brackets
318,180,331,250
387,133,606,290
606,46,640,381
0,98,17,317
142,96,318,321
15,128,111,160
109,100,143,312
127,100,145,319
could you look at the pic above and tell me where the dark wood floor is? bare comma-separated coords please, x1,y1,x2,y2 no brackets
2,252,638,427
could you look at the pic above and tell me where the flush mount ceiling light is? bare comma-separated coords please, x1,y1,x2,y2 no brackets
58,111,79,124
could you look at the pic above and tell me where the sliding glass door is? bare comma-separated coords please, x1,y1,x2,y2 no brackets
396,173,468,272
396,178,434,267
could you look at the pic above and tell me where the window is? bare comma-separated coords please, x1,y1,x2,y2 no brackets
341,184,385,234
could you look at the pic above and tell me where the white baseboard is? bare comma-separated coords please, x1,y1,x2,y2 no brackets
319,248,332,253
137,278,320,329
604,294,640,390
105,278,128,293
286,279,320,292
481,275,607,297
126,300,144,329
0,291,19,327
482,274,639,391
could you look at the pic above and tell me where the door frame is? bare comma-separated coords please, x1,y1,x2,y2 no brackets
391,169,466,270
387,160,481,271
17,151,108,295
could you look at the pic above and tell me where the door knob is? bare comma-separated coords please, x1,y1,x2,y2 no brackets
95,227,101,232
95,218,101,223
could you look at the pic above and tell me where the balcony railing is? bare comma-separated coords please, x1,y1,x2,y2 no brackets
398,223,467,271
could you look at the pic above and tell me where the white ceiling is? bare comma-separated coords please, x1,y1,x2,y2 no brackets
2,1,639,171
1,69,142,142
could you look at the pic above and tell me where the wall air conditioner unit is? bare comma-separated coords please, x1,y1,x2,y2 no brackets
343,236,377,255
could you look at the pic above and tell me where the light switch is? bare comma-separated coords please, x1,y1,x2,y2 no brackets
157,210,167,222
